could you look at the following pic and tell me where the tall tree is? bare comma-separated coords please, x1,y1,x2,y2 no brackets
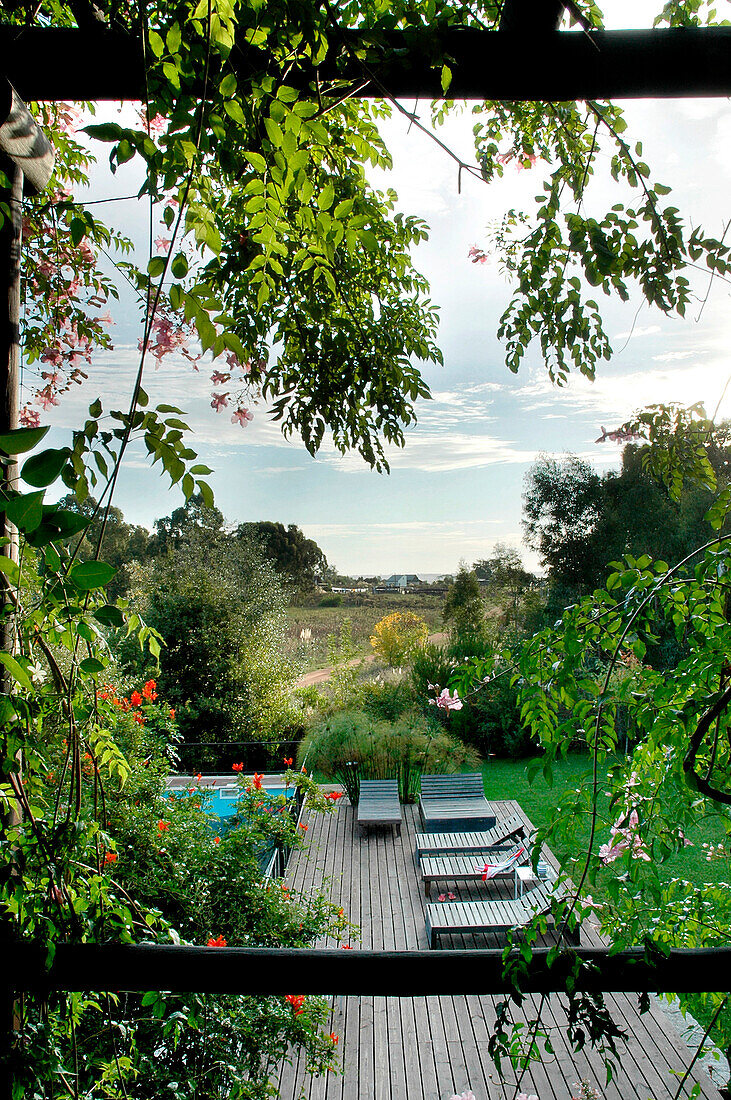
442,565,485,639
236,521,327,590
522,454,604,591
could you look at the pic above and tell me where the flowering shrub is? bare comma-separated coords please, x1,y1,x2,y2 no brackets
370,610,429,667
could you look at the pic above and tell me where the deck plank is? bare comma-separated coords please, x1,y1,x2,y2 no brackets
276,797,721,1100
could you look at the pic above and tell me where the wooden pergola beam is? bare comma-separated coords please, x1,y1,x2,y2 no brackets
5,942,731,995
2,26,731,102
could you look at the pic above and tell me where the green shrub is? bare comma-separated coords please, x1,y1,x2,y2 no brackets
299,709,480,803
319,594,343,607
360,678,415,721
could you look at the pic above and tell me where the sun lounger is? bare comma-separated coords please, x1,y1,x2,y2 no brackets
420,842,529,898
425,879,578,948
357,779,402,835
419,772,496,832
414,812,528,859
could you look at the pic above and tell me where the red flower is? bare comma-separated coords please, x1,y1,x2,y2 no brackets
169,709,176,719
232,762,244,772
329,1033,339,1045
285,994,306,1015
342,944,353,950
299,823,308,831
195,772,202,782
157,820,169,832
207,935,227,947
143,679,158,701
104,851,118,864
213,836,221,845
133,712,147,725
283,757,293,766
325,791,344,801
253,772,263,790
130,690,142,706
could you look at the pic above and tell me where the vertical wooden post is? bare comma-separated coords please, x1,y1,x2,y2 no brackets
0,152,22,1100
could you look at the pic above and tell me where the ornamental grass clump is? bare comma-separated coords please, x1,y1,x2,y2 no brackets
298,709,480,804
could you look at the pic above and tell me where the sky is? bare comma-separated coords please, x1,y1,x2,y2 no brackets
32,4,731,577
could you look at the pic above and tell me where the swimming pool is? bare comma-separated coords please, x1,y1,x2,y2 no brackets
166,773,296,820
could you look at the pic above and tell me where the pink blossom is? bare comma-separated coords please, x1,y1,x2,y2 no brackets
516,154,538,171
211,371,231,386
231,407,254,427
211,392,229,412
429,688,463,711
155,236,171,254
19,406,41,428
225,351,251,374
516,1094,539,1100
468,245,487,265
138,109,167,137
599,809,650,864
450,1092,477,1100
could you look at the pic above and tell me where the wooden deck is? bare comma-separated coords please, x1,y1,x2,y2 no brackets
277,799,722,1100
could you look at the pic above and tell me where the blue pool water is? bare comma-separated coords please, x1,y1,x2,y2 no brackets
165,775,296,821
209,784,294,819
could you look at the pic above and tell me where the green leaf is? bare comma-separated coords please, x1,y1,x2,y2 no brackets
68,561,117,591
21,448,70,488
83,122,124,143
171,252,188,279
0,556,20,585
5,491,45,533
70,218,87,246
0,653,32,692
0,426,50,456
79,657,106,676
148,256,166,278
94,604,126,628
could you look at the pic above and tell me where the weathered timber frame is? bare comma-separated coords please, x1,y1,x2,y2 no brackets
3,2,731,1095
1,26,731,101
5,943,731,996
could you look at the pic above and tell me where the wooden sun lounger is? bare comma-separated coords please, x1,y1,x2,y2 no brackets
419,772,496,833
357,779,402,835
414,812,528,859
420,842,529,897
425,880,578,948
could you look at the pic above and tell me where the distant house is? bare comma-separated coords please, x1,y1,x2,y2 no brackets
383,574,421,592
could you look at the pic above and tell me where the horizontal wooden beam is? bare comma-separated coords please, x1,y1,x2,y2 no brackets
4,943,731,995
2,27,731,102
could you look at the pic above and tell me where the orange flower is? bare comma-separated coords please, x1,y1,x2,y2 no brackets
342,944,353,950
329,1033,339,1045
104,851,118,864
253,772,263,790
283,757,293,766
157,820,169,832
195,772,202,782
232,762,244,772
143,679,158,701
285,994,306,1015
325,791,343,801
213,836,221,845
299,823,308,831
169,709,176,719
130,690,142,706
207,934,227,947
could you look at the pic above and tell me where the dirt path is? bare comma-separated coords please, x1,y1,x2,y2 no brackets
294,632,448,689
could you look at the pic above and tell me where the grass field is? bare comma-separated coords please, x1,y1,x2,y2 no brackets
285,593,445,670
